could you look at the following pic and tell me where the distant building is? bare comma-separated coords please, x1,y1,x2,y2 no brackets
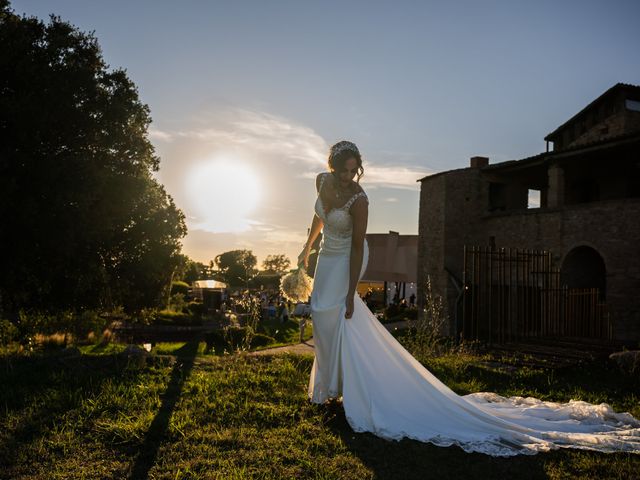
191,280,227,311
358,231,418,306
418,83,640,345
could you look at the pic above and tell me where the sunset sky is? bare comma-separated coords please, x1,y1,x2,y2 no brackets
12,0,640,267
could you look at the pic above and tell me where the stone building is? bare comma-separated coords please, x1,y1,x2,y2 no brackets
417,83,640,345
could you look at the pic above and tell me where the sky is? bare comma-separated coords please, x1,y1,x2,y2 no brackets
11,0,640,267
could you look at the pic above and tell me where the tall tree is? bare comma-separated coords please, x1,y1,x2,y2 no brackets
261,254,291,274
0,3,187,317
213,250,258,288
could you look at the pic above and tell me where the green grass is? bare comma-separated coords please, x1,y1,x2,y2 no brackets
257,316,314,345
1,341,638,479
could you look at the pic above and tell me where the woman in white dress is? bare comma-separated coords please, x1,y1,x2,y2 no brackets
297,140,640,457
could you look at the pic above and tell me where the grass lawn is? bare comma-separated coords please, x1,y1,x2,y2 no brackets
1,340,639,479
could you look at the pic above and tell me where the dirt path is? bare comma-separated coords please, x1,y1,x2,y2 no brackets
248,319,415,356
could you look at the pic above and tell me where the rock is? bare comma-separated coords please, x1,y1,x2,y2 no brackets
609,350,640,373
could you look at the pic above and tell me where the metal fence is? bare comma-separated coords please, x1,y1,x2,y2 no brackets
462,246,611,343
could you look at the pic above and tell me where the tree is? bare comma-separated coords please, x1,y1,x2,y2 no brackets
261,254,291,275
0,3,187,318
213,250,258,288
173,254,207,285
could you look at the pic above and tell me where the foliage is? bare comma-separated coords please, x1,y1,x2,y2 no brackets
151,310,201,326
212,250,258,288
248,271,282,289
0,318,18,346
0,4,186,319
167,292,188,313
186,301,206,317
261,254,291,274
382,303,418,323
6,308,107,348
170,281,190,296
233,291,262,348
257,316,314,345
403,276,449,358
172,254,207,285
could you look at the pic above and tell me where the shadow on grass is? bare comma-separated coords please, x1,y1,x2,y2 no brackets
128,341,199,480
322,405,551,480
0,353,147,476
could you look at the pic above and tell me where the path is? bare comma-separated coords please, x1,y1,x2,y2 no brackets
248,319,415,356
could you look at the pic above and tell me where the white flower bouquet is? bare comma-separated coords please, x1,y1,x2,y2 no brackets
280,266,314,303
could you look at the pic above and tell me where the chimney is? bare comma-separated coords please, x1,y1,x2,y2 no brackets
470,156,489,168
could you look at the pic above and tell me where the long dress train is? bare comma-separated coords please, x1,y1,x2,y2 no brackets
307,172,640,457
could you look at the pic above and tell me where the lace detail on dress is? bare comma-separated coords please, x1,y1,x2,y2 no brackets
314,173,368,255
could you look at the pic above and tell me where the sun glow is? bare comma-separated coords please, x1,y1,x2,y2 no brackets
185,159,261,233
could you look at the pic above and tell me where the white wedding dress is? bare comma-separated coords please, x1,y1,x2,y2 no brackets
307,172,640,457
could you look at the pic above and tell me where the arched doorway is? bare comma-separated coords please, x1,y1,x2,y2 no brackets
561,246,606,298
560,246,609,338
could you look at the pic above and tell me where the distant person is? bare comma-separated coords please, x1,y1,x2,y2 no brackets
267,301,276,319
279,301,289,324
409,293,416,306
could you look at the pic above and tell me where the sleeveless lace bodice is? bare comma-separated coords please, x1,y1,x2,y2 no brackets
314,172,368,255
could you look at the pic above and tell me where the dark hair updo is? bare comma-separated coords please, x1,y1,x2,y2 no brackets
328,140,364,184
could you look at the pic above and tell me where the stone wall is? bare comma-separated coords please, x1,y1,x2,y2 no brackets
481,198,640,342
419,168,488,336
419,164,640,342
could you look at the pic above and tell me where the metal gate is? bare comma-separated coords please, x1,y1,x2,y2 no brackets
462,246,611,343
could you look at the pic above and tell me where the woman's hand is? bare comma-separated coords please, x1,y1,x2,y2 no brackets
297,247,310,269
345,295,354,319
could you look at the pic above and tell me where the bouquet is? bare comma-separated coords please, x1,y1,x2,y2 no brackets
280,266,314,303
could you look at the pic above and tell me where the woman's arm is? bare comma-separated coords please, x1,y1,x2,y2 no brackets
300,213,323,260
345,196,369,319
297,173,326,268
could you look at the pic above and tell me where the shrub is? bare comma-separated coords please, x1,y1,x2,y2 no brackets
250,333,276,348
204,326,273,354
187,301,206,316
152,310,201,326
204,330,226,354
171,281,190,296
74,310,108,341
0,319,18,346
224,326,253,351
403,276,448,359
168,292,188,313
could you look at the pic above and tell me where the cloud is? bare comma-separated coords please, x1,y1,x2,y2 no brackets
151,107,428,263
363,164,435,190
150,108,328,168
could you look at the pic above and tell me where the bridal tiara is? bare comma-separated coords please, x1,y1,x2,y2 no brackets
330,140,360,158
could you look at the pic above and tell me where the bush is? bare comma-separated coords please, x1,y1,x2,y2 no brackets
74,310,108,341
0,319,18,346
187,301,206,316
152,310,202,326
250,333,276,348
204,330,227,354
403,276,448,359
171,281,191,296
225,326,252,350
385,303,401,319
204,326,274,354
168,292,188,313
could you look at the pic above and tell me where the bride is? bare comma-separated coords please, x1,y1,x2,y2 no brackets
296,140,640,457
